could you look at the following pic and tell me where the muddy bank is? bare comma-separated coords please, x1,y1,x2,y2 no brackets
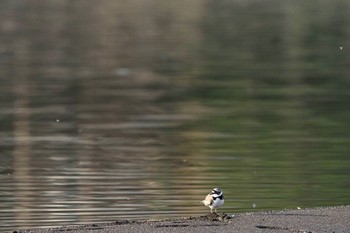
11,205,350,233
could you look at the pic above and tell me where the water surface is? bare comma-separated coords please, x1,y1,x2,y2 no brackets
0,0,350,230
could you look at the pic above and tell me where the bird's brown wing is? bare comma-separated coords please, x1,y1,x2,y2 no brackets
202,193,213,206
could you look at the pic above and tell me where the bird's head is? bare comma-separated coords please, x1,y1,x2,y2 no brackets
211,188,222,196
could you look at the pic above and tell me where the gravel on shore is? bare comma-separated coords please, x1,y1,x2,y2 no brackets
10,205,350,233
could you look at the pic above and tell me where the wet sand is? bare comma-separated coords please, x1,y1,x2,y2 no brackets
11,205,350,233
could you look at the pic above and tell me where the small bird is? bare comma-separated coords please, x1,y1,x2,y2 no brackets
201,188,224,213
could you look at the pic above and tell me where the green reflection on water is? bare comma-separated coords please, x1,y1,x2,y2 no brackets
177,0,350,211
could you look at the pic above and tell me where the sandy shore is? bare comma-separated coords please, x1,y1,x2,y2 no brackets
11,205,350,233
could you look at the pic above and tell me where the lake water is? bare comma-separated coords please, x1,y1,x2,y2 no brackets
1,0,350,230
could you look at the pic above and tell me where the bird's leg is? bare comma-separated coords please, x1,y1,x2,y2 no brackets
210,208,213,213
214,209,217,213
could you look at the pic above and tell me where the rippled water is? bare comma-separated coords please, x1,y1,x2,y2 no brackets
1,0,350,230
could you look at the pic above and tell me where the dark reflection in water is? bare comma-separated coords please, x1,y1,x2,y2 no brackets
1,0,350,230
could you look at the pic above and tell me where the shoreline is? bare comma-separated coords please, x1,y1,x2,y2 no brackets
11,205,350,233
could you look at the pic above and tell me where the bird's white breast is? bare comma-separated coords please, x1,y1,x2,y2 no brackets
210,198,224,208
